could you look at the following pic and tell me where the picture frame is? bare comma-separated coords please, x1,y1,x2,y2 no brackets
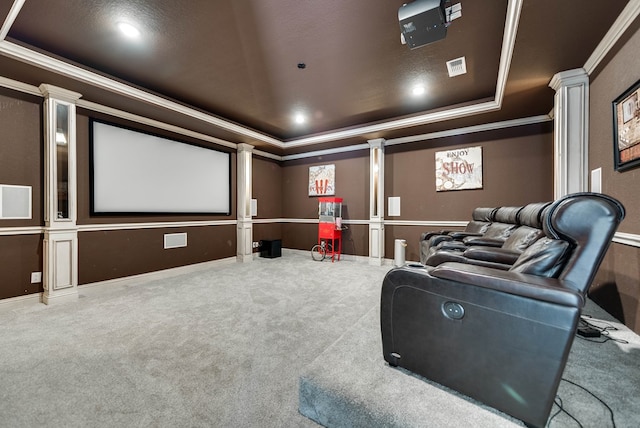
308,164,335,196
613,79,640,171
434,146,483,191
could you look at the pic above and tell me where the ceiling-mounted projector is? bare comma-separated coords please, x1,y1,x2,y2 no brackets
399,0,447,49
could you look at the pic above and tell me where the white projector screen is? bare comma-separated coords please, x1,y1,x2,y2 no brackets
91,120,231,214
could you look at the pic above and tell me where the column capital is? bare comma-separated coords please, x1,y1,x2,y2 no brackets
38,84,82,102
549,68,588,91
237,143,255,153
367,138,385,149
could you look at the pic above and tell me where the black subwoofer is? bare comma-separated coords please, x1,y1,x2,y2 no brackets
260,239,281,258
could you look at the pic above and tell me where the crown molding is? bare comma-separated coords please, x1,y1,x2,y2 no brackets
584,0,640,75
0,39,282,147
494,0,523,106
0,0,24,41
385,114,552,146
0,74,39,95
77,99,238,150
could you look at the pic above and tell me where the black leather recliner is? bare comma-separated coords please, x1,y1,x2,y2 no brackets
380,193,625,428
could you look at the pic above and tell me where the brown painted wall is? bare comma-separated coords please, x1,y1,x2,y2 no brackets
0,88,43,226
78,226,236,284
253,156,283,253
0,234,43,299
0,88,43,299
589,19,640,333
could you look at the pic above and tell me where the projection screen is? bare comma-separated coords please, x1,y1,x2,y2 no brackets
90,120,231,214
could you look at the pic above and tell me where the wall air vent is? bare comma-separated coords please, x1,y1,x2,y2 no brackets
164,232,187,249
446,56,467,77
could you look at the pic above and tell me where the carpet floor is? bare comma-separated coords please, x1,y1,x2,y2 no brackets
0,251,638,427
0,251,388,427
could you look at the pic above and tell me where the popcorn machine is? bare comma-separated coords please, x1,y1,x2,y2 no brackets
312,197,343,262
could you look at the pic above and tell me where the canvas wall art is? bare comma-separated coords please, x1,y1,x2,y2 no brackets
435,146,483,191
309,164,335,196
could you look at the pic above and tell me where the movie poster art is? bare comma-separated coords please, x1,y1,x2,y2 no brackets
435,146,483,191
613,79,640,171
309,164,335,196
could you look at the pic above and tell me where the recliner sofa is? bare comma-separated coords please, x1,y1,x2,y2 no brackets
419,207,495,264
424,201,551,269
420,206,521,264
380,193,625,428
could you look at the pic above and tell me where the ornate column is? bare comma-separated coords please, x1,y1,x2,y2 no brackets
368,139,385,266
39,84,82,304
549,68,589,198
236,143,254,262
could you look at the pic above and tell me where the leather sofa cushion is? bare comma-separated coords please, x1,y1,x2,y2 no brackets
510,238,571,278
464,222,516,243
502,226,544,252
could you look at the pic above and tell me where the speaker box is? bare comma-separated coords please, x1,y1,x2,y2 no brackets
398,0,447,49
0,184,32,219
260,239,282,258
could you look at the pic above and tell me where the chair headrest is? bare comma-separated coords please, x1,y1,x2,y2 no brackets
542,192,625,295
471,207,495,222
517,202,552,228
493,206,522,224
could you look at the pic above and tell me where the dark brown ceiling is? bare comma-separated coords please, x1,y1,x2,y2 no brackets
0,0,630,155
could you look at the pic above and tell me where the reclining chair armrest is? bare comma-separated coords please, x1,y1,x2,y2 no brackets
429,235,453,247
430,262,584,308
463,247,521,265
421,230,454,241
461,237,504,247
435,240,467,251
424,249,468,267
448,231,482,240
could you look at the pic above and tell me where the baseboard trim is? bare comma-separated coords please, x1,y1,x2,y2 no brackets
0,292,42,309
78,257,238,295
282,248,414,266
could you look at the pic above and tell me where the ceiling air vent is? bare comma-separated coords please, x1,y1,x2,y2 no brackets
446,56,467,77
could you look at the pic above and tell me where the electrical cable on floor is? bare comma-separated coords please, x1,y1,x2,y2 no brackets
547,395,583,428
547,378,617,428
577,315,629,344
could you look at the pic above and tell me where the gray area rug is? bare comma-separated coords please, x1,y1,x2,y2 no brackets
0,251,638,427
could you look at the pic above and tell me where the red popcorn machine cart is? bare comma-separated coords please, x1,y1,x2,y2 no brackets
311,197,343,262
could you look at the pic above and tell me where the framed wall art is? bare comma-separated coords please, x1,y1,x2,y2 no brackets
435,146,483,191
309,164,335,196
613,79,640,171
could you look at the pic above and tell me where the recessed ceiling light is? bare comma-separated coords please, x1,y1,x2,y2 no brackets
294,113,306,124
412,85,426,96
117,22,141,38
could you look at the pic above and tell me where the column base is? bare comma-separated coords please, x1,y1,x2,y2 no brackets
236,253,254,263
42,288,79,305
368,257,384,266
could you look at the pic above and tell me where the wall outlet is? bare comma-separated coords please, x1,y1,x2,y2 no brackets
31,272,42,283
252,241,260,248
